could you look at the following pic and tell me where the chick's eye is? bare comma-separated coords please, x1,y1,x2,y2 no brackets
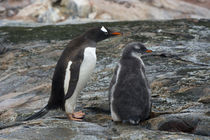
143,48,147,51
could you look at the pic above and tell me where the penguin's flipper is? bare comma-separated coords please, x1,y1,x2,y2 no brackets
23,106,49,121
109,64,119,102
64,61,81,100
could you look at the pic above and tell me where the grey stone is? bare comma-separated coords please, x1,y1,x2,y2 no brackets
0,19,210,139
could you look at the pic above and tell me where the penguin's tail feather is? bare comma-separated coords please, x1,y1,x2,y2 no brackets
0,106,50,130
0,122,25,130
23,105,49,121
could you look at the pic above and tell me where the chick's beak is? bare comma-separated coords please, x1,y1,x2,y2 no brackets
146,50,152,53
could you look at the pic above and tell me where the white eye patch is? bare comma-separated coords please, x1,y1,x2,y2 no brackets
101,26,108,33
134,45,140,50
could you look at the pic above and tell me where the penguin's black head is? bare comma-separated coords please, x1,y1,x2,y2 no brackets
123,42,152,57
84,26,121,42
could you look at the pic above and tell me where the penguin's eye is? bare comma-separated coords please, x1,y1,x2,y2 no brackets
104,32,108,35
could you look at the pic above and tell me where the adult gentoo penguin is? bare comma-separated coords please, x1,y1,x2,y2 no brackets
109,42,152,125
25,26,121,121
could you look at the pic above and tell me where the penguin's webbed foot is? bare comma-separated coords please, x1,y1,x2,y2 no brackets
68,111,85,121
73,111,85,119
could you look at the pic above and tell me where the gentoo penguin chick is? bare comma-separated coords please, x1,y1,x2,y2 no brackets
25,26,121,121
109,42,152,125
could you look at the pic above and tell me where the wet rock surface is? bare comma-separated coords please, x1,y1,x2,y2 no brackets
0,19,210,139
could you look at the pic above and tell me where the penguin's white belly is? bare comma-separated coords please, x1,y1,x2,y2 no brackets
65,47,96,114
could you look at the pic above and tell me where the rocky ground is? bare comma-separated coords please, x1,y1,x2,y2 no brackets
0,0,210,23
0,19,210,139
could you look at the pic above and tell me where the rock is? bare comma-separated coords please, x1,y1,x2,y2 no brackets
37,7,65,23
195,116,210,136
0,6,6,18
95,13,112,20
0,109,17,123
0,0,32,19
61,0,92,18
183,0,210,9
0,19,210,139
158,114,198,133
1,0,210,23
0,6,6,13
0,46,8,55
75,0,92,18
198,94,210,104
7,9,16,17
145,113,210,136
91,0,210,20
11,0,65,23
88,12,97,19
3,0,31,9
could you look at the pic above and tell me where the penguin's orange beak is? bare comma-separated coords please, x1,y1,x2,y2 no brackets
146,50,152,53
111,32,122,36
